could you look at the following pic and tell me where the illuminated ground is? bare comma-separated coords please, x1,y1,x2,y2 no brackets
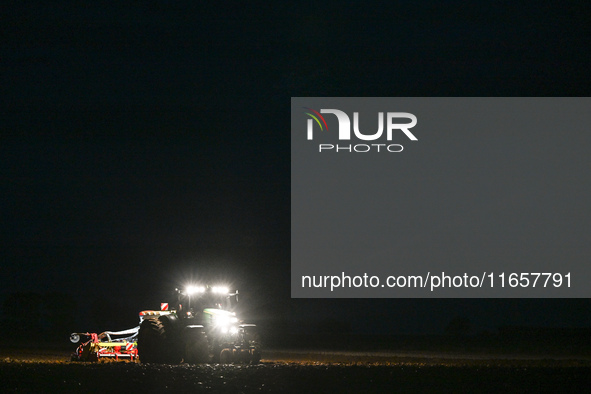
1,348,590,392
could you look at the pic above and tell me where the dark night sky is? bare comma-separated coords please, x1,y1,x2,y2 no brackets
1,2,590,333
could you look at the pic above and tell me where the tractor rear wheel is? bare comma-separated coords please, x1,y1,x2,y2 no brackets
138,318,181,364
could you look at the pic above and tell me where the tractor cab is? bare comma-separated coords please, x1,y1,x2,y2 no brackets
176,286,238,316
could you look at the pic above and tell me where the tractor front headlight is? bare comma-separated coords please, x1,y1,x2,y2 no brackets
220,325,239,336
215,315,239,327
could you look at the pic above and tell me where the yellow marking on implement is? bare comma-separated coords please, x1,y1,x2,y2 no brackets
98,342,134,347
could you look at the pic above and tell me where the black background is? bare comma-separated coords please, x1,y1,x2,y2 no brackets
2,2,590,336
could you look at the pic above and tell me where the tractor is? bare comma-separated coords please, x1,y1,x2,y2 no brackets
137,285,261,364
70,285,261,364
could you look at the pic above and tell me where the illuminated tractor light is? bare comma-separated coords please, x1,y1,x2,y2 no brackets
212,286,229,294
186,285,206,295
215,315,239,327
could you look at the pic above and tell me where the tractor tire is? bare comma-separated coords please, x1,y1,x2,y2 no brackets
185,337,210,364
250,348,262,364
138,317,181,364
210,342,222,363
244,331,262,364
219,348,232,364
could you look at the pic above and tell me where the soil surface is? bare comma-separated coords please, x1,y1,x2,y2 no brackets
1,347,590,393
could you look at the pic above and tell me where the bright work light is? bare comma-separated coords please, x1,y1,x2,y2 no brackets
186,285,205,295
212,286,229,294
